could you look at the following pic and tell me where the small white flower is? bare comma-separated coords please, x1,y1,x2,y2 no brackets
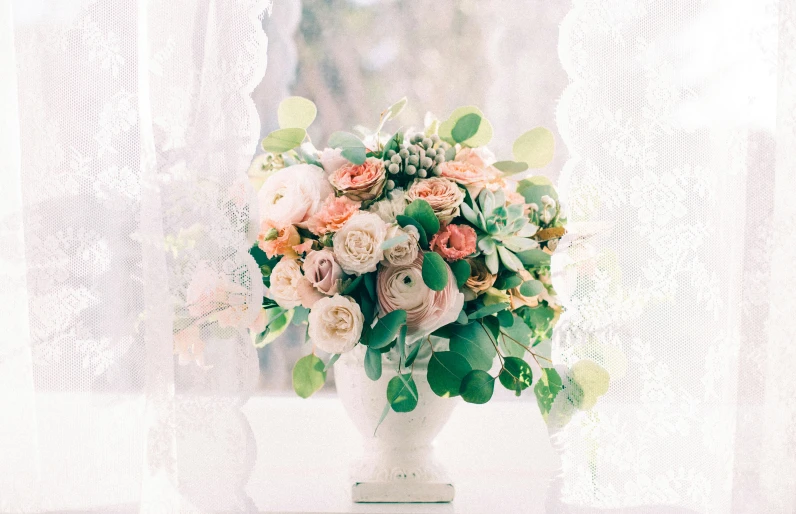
268,259,320,309
382,224,419,266
308,295,364,354
367,188,407,223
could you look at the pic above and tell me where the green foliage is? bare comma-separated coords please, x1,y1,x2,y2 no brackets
323,353,340,372
367,310,407,349
387,374,418,412
517,176,558,208
517,304,556,341
499,357,533,396
254,308,294,348
381,233,409,250
328,131,367,165
278,96,317,129
460,370,496,404
493,160,529,175
261,128,306,153
397,325,407,362
449,322,497,371
342,274,364,295
494,272,523,290
449,259,471,289
534,367,563,419
513,127,555,168
421,252,449,291
405,199,440,237
497,314,532,358
519,280,545,297
428,351,472,398
292,354,327,398
516,248,551,269
404,341,422,368
439,106,493,147
396,215,429,248
365,347,382,381
467,302,509,320
451,113,482,144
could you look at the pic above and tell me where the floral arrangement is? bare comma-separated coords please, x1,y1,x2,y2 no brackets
243,97,608,425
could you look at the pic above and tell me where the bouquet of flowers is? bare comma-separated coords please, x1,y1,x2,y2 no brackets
247,97,608,425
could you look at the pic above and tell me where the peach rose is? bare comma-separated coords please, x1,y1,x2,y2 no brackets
377,253,464,342
438,160,491,196
464,258,496,298
455,146,496,169
429,224,476,261
305,194,362,235
258,164,333,229
405,177,464,223
328,157,387,201
258,223,302,259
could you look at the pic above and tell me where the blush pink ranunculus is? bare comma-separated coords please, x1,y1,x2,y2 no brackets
455,146,496,169
305,193,362,236
258,164,333,229
429,224,476,261
438,160,491,197
377,253,464,342
302,248,345,296
328,157,387,201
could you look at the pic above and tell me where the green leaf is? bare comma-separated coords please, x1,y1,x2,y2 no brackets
467,302,510,320
397,325,407,362
449,259,471,289
396,215,429,248
261,128,306,153
439,106,493,147
368,310,407,349
498,315,532,358
513,127,555,168
256,308,294,347
534,367,563,417
421,252,449,292
387,374,419,412
449,322,497,371
516,248,551,268
494,272,523,290
517,176,559,207
363,272,377,301
374,401,391,435
497,246,523,272
499,357,533,396
519,280,545,297
493,160,529,175
460,370,495,404
292,354,327,398
277,96,317,129
427,351,472,398
405,199,440,237
365,347,382,381
342,274,364,295
383,97,407,121
323,353,340,372
451,113,482,143
381,233,409,250
404,341,422,368
496,309,514,327
328,131,367,165
456,310,469,325
292,306,310,325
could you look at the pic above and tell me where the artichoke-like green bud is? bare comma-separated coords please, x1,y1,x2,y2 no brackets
408,155,419,166
422,138,433,148
386,179,395,190
405,165,417,175
432,166,443,176
421,157,433,169
390,154,402,165
388,163,400,174
434,153,445,163
418,169,427,178
399,148,409,158
426,148,437,158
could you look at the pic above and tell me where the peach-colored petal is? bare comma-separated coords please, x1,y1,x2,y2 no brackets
258,223,301,259
328,157,386,201
430,224,477,261
305,194,361,235
292,240,314,255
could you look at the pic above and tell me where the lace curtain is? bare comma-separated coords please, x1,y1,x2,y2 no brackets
1,0,269,511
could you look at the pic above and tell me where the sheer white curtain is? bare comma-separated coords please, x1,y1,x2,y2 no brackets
550,0,796,511
0,0,269,511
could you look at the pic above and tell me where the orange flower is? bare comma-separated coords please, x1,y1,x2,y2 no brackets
305,194,361,235
258,223,302,259
429,224,477,261
328,157,387,201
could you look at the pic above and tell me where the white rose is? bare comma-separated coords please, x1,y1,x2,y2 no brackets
333,212,387,275
258,164,333,229
382,224,419,266
268,258,322,309
308,295,364,354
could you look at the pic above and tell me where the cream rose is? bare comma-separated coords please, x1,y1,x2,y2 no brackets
405,177,464,223
367,189,407,223
268,258,323,309
308,295,364,354
382,224,419,266
332,212,387,275
303,249,345,296
377,253,464,342
258,164,333,229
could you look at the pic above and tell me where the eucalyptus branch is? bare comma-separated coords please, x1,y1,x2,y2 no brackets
478,321,505,366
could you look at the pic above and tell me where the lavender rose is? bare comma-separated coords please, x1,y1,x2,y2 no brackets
303,248,345,296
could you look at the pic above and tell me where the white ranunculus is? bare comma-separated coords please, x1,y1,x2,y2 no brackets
308,295,364,354
318,147,349,174
333,212,387,275
367,188,407,223
268,258,321,309
382,224,419,266
258,164,333,229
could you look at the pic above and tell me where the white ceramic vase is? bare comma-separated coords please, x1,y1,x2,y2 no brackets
334,344,456,503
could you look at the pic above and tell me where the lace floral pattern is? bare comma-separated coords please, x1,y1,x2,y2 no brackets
553,0,796,511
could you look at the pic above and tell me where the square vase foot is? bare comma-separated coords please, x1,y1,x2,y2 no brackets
352,481,454,503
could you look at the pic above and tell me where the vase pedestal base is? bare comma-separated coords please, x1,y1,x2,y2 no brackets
352,481,454,503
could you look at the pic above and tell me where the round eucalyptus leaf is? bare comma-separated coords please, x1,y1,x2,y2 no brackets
460,370,495,404
449,259,471,289
405,199,440,237
427,351,472,398
421,252,448,292
387,374,418,412
513,127,555,168
451,113,482,144
439,106,493,147
364,347,382,381
278,96,317,129
261,128,306,153
292,354,327,399
499,357,533,396
519,280,545,297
